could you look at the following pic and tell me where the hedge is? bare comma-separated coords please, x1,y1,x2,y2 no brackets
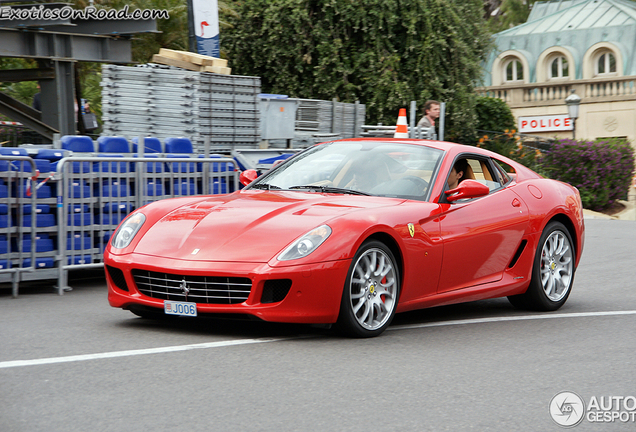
539,138,635,211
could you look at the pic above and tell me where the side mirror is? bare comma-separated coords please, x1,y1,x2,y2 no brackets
445,179,490,202
239,169,258,186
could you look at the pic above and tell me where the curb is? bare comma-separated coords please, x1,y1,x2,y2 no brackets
583,199,636,221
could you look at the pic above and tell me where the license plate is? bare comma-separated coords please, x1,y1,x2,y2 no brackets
164,301,197,317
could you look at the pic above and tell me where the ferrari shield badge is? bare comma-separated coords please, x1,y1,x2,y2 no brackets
408,223,415,238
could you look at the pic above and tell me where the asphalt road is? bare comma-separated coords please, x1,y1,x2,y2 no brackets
1,219,635,432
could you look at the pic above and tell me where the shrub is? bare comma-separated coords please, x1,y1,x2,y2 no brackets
475,96,515,135
539,138,635,211
475,130,546,172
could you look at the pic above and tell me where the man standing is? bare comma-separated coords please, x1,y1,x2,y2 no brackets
417,100,440,129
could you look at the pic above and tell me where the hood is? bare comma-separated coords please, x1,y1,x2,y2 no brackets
134,190,402,262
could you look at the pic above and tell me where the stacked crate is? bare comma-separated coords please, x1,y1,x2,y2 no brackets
101,65,202,142
293,99,366,146
199,74,262,150
101,64,262,152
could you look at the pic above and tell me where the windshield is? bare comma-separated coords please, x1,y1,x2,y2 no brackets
248,141,444,200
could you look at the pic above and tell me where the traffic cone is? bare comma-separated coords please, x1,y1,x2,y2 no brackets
393,108,409,138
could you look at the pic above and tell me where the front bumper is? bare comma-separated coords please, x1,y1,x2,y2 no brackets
105,253,351,324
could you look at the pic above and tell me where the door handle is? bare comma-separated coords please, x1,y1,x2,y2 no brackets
512,198,521,207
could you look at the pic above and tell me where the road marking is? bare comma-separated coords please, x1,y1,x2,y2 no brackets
388,310,636,332
1,310,635,369
0,337,291,369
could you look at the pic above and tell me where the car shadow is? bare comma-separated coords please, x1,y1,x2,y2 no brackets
113,297,520,339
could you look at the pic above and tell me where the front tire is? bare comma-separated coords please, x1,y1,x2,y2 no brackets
508,221,575,311
337,240,400,337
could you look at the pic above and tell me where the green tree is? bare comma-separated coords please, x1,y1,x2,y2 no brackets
486,0,541,33
222,0,492,142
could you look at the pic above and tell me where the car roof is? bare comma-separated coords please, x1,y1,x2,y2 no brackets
327,137,487,155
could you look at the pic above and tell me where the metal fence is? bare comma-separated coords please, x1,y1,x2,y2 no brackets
0,153,238,297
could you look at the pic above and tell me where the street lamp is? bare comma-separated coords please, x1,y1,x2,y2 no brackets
565,89,581,139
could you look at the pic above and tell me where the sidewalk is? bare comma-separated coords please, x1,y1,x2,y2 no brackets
583,186,636,220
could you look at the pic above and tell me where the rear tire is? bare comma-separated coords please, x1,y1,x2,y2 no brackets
337,240,400,338
508,221,575,311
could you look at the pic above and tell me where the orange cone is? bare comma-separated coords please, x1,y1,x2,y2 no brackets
393,108,409,138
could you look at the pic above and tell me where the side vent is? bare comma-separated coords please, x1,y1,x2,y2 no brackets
261,279,292,304
508,240,528,269
107,265,129,291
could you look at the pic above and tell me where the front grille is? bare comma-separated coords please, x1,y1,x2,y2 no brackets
131,270,252,304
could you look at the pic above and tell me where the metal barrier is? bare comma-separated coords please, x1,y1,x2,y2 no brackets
0,121,49,146
2,154,238,296
360,125,436,139
0,155,41,297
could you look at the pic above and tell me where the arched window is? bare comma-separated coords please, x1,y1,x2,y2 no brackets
550,56,569,79
504,59,524,82
595,52,616,75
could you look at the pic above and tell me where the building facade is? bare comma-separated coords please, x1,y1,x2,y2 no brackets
481,0,636,143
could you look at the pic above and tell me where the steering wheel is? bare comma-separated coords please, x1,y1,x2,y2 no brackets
400,175,429,194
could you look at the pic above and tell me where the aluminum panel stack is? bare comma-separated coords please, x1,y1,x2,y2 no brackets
292,99,366,146
199,73,261,150
101,64,261,152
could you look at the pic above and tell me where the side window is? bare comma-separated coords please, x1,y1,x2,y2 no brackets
464,158,502,191
445,156,503,198
491,159,515,184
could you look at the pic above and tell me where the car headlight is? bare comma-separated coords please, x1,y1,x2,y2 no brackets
111,212,146,249
278,225,332,261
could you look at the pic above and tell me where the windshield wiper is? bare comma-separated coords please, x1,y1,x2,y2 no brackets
288,185,371,196
251,183,281,190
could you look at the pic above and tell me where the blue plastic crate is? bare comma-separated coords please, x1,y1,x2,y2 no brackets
132,137,162,153
197,154,235,173
69,204,90,213
98,213,126,225
98,136,130,153
172,180,197,195
0,238,7,254
14,237,55,253
68,212,92,226
61,135,95,152
67,255,92,265
0,259,9,269
99,180,129,198
258,153,295,165
12,181,52,199
54,160,92,174
211,179,228,195
69,181,91,198
166,155,197,173
67,233,92,250
94,155,130,173
22,204,51,215
145,180,165,196
34,159,52,173
0,214,8,228
132,154,164,173
21,213,56,228
102,202,133,213
164,137,193,153
0,203,7,214
36,149,65,162
23,257,54,268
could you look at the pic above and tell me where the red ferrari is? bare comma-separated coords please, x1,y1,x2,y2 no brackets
105,139,585,337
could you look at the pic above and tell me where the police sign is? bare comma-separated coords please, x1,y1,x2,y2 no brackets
518,115,573,133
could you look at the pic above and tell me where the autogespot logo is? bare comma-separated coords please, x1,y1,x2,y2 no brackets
550,391,585,427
